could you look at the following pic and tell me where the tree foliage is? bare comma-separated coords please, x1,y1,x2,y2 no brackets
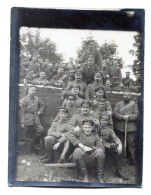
77,36,124,68
20,29,63,64
129,32,141,73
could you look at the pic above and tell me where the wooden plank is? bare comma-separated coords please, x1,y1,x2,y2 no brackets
45,163,77,168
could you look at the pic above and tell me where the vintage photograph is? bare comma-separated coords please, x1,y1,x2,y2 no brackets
9,8,144,187
16,27,142,184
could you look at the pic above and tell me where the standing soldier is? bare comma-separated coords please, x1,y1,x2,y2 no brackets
19,86,45,152
122,71,133,88
130,71,142,93
66,119,105,182
113,91,139,165
109,58,123,88
78,41,103,71
80,56,101,85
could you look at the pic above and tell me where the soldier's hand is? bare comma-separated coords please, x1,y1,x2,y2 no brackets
74,126,81,133
123,115,129,120
117,144,122,155
53,142,60,150
21,124,25,129
83,146,93,152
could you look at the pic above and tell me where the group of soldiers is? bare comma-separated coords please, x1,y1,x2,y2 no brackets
19,42,140,183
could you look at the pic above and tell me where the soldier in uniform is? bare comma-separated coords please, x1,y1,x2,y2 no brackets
122,71,133,88
54,94,79,122
19,86,45,152
66,119,105,182
98,114,128,180
113,91,139,165
130,71,142,93
68,100,99,129
41,107,73,163
109,59,123,88
32,71,50,86
78,41,103,71
85,72,105,100
105,79,112,91
62,70,87,99
80,56,101,85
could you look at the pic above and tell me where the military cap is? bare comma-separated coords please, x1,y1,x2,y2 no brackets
99,114,110,120
123,89,131,95
71,83,80,89
95,72,102,76
82,119,94,126
58,107,69,113
97,99,106,104
94,86,104,93
27,85,37,91
66,94,76,100
125,71,130,74
81,100,91,107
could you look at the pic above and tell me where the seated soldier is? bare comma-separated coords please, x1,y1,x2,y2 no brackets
66,119,105,183
62,83,84,109
41,107,72,163
80,56,101,85
19,86,45,152
105,79,112,91
98,114,128,180
50,67,68,88
54,94,80,122
92,86,111,115
68,100,99,129
62,70,87,99
85,72,105,100
92,99,113,129
31,71,50,86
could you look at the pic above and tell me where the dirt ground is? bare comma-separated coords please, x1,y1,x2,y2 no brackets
16,145,137,185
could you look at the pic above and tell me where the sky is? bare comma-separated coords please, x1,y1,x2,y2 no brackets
20,27,138,79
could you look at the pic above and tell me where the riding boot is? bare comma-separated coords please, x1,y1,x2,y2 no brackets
41,149,53,163
96,157,105,183
77,158,89,182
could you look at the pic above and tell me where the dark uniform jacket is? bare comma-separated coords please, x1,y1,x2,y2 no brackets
130,79,141,93
78,50,103,71
113,100,139,132
122,77,133,87
98,126,121,148
47,120,72,138
66,130,105,151
80,63,100,84
109,65,122,84
19,95,45,125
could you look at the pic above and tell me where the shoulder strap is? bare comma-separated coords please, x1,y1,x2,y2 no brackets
119,101,135,114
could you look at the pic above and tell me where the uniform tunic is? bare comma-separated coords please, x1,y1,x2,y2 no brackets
109,65,122,87
80,63,100,85
113,100,139,132
122,77,133,88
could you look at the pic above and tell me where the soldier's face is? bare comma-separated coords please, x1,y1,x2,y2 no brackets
94,74,102,82
123,93,131,103
96,90,104,98
75,74,82,80
81,104,90,115
126,73,130,77
83,124,93,135
87,58,94,66
100,118,108,127
98,103,105,110
106,80,111,87
59,111,68,121
40,72,46,79
66,97,75,107
71,87,79,95
28,87,36,96
88,43,94,51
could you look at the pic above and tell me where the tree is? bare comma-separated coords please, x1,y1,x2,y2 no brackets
19,29,64,64
76,36,124,68
129,32,141,73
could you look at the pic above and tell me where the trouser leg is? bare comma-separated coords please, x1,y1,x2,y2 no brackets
127,132,136,165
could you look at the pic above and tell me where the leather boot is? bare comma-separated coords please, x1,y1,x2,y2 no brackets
77,158,89,182
96,157,105,183
41,149,53,163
